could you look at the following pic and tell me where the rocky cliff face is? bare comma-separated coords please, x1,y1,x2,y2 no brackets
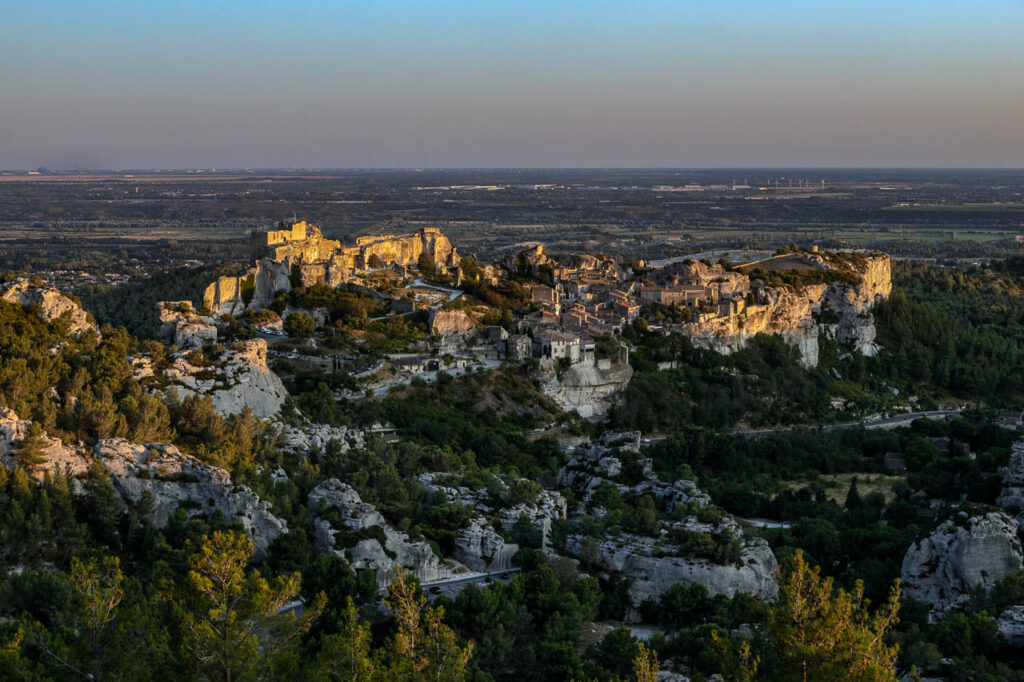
567,527,779,607
95,438,286,557
681,252,891,367
0,407,90,479
2,410,286,557
357,228,460,270
686,288,819,368
156,301,218,349
309,479,454,586
452,517,519,573
817,254,891,356
901,509,1024,615
1,278,98,337
204,260,291,317
534,361,633,419
161,339,289,418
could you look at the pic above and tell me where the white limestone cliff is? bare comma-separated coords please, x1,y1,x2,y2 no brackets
161,339,288,418
309,479,454,586
901,509,1024,615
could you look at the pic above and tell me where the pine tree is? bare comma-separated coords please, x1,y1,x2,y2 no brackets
174,530,325,682
769,550,901,681
385,568,473,682
845,476,863,509
15,422,49,473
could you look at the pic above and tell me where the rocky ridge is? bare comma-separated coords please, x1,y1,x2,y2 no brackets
1,409,286,557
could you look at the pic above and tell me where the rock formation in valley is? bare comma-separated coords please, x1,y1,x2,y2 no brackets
557,431,778,609
901,509,1024,615
308,479,455,586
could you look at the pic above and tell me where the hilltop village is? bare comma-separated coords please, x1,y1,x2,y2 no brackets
152,221,894,419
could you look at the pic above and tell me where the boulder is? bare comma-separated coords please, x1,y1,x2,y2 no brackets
901,509,1024,614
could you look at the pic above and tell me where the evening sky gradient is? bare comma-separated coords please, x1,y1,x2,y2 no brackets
1,0,1022,169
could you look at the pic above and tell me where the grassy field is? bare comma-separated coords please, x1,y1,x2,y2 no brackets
783,472,905,505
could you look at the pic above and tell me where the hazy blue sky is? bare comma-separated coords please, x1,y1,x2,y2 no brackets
1,0,1022,168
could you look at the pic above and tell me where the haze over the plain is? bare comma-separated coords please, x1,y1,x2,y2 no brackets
2,0,1022,169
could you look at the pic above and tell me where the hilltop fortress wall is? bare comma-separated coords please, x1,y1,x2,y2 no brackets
204,222,460,316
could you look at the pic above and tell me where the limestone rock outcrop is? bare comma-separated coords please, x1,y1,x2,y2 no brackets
416,472,567,550
309,479,454,586
1,410,285,558
558,433,710,511
0,407,90,478
996,442,1024,531
901,509,1024,614
567,526,779,606
1,278,97,337
276,422,366,455
557,435,777,607
429,309,477,337
452,517,518,572
675,252,891,367
203,223,460,316
534,360,633,419
686,287,819,368
95,438,286,557
999,605,1024,646
162,339,288,418
157,301,217,349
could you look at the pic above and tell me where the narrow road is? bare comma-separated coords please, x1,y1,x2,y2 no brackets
732,409,961,438
421,567,522,600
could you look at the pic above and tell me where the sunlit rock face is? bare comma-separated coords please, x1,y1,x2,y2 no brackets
901,509,1024,616
203,223,459,317
1,278,98,338
156,301,217,349
682,252,891,367
161,339,289,419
